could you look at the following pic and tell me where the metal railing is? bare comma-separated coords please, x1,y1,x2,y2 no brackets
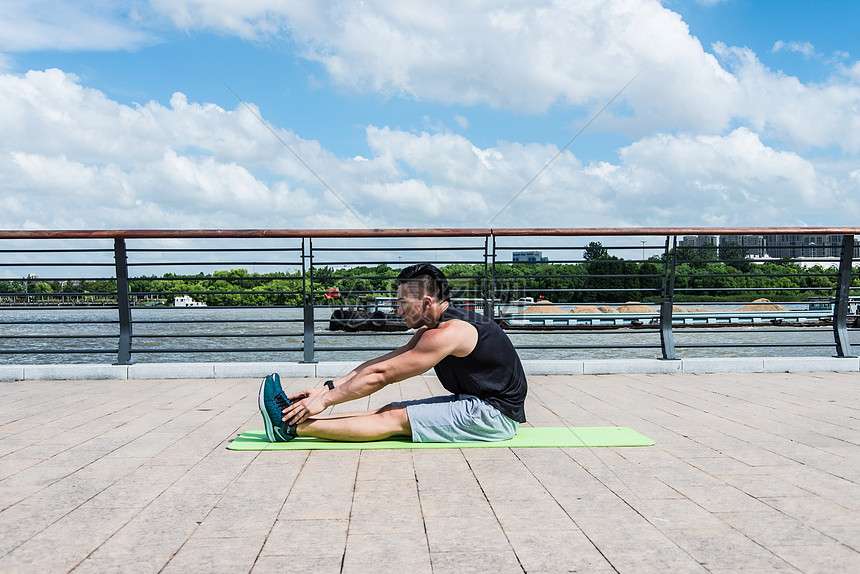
0,228,857,364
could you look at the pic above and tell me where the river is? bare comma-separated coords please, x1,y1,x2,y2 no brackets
0,306,851,365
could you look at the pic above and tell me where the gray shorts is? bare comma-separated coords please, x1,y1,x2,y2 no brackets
392,394,519,443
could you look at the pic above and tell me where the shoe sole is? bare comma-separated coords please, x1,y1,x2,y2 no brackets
259,376,277,442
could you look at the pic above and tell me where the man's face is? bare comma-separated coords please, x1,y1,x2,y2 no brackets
396,283,426,328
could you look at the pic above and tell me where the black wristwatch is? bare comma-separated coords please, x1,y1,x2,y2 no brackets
323,380,335,390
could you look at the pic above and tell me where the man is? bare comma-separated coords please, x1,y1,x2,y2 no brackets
258,263,527,443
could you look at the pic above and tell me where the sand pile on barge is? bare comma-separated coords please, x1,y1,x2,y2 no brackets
616,302,656,313
734,298,790,312
674,305,710,313
570,305,602,313
524,301,565,314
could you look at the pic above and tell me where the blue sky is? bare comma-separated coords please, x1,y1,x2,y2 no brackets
2,0,859,231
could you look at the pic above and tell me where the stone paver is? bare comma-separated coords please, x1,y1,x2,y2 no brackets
0,371,858,573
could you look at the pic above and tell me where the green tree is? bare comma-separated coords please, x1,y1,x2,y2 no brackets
583,241,609,261
718,242,751,272
31,281,53,294
0,281,24,294
675,243,717,269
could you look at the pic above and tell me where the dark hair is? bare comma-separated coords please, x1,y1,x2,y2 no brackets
397,263,450,302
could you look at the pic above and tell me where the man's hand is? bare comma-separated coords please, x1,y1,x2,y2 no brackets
283,387,329,425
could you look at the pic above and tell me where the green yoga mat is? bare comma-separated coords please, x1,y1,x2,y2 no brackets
227,426,654,451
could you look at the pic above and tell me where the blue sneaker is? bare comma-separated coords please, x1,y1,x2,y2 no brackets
258,373,295,442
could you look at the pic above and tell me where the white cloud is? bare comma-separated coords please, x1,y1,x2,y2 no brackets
148,0,293,39
0,69,562,228
139,0,860,155
772,40,816,59
464,127,860,228
595,128,841,226
714,44,860,152
8,1,860,156
0,69,339,229
354,124,859,228
0,1,153,52
4,0,860,234
144,1,735,126
362,180,487,221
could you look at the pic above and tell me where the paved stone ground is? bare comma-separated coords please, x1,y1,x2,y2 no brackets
1,372,858,573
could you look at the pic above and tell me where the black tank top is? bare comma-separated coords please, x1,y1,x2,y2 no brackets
433,306,527,423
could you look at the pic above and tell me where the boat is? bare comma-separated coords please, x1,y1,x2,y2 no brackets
499,300,839,330
807,296,859,315
329,296,486,331
807,297,832,311
361,296,486,314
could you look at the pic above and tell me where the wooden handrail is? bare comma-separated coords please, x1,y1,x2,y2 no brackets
1,227,858,240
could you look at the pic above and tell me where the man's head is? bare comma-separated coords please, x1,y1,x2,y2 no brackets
396,263,450,302
396,263,450,328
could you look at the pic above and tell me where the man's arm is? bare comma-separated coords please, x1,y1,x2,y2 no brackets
327,326,429,383
284,327,427,405
282,320,477,424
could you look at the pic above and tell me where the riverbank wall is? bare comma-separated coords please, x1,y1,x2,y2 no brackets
1,356,857,381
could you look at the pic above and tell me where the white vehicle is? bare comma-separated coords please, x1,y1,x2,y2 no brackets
174,295,207,307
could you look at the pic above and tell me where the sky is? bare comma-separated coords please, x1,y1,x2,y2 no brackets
1,0,860,232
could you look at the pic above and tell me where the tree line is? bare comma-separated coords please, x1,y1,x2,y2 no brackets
2,242,855,306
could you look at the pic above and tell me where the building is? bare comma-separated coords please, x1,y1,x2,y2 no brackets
762,234,849,259
715,235,858,260
678,236,716,248
679,235,858,261
719,235,766,258
513,251,548,264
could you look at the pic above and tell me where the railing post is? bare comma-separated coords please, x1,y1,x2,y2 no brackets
302,237,316,363
113,238,133,365
484,235,496,319
660,236,677,360
833,234,856,357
